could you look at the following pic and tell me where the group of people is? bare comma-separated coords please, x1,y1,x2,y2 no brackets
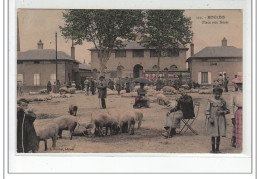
162,75,243,153
213,73,229,92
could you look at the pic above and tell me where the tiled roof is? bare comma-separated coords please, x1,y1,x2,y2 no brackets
89,41,188,51
17,49,79,63
188,46,242,59
79,63,91,70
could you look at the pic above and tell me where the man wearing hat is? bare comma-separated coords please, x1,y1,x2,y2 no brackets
97,76,107,109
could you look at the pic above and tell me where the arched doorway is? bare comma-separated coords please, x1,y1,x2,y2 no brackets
133,64,143,78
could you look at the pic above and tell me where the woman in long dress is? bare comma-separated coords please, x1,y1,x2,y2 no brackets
230,77,243,148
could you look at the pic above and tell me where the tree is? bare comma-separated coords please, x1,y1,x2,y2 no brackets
59,10,143,75
139,10,193,78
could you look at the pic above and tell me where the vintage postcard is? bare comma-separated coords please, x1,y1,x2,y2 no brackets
7,0,254,175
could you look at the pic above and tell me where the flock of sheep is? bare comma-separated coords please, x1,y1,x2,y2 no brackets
34,104,144,152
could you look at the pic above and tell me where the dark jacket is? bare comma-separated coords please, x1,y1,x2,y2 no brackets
17,108,38,153
97,80,107,98
171,94,195,119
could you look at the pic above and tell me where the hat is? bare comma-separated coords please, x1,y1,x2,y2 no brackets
231,76,243,84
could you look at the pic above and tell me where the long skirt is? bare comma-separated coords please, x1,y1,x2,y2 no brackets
231,109,242,148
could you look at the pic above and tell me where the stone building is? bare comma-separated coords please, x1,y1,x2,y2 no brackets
89,41,189,81
186,38,242,86
17,40,80,91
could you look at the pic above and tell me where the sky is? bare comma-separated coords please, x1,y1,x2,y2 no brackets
17,9,242,64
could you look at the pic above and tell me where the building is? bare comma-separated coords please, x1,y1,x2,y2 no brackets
77,61,92,85
17,40,80,91
186,38,242,86
90,41,190,81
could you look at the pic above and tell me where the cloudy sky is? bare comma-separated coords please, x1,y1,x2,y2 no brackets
17,9,242,64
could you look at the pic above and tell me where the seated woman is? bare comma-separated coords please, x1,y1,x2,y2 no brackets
162,89,195,138
133,83,150,108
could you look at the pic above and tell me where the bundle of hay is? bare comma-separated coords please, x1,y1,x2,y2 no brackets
29,92,39,95
107,89,118,95
120,90,126,94
189,88,200,93
199,89,212,94
39,89,48,94
59,87,68,93
68,87,76,94
162,86,178,95
121,92,138,98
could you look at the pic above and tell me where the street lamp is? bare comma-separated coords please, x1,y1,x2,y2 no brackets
55,32,58,83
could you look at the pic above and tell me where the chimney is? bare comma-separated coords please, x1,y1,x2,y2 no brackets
222,37,227,46
37,40,43,49
190,43,194,56
17,15,20,52
71,40,75,59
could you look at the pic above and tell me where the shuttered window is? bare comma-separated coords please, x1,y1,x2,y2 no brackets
34,74,40,86
201,72,208,84
17,74,23,84
50,73,56,85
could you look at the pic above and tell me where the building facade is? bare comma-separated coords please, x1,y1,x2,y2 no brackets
17,40,80,91
187,38,242,85
90,41,189,80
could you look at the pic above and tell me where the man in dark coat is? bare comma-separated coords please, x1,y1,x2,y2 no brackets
108,79,115,90
175,89,195,119
116,79,121,95
163,89,195,137
90,78,96,95
223,73,229,92
17,102,38,153
125,77,130,93
155,77,163,91
47,81,52,94
97,76,107,109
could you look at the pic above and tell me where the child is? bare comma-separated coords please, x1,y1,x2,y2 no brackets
205,87,230,153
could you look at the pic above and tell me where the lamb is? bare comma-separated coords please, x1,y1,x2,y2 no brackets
52,115,78,140
132,109,144,129
34,122,59,151
119,111,136,135
71,123,94,139
156,94,169,105
68,104,78,116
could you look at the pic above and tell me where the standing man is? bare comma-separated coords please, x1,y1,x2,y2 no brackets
84,78,90,95
116,78,121,95
125,77,130,93
108,79,115,90
47,81,52,94
223,73,229,92
97,76,107,109
90,78,95,95
155,76,163,91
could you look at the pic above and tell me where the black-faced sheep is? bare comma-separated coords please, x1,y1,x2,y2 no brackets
68,104,78,116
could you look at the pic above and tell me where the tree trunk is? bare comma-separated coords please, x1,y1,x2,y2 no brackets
156,54,161,80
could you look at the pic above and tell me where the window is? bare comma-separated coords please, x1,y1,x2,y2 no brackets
133,50,144,57
50,73,56,85
17,61,23,64
33,74,40,86
201,72,208,84
115,50,126,58
170,65,178,71
17,74,23,84
150,50,160,57
34,61,40,64
167,49,179,57
152,65,159,71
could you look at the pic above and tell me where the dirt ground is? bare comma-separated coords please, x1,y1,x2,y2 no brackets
27,91,242,153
